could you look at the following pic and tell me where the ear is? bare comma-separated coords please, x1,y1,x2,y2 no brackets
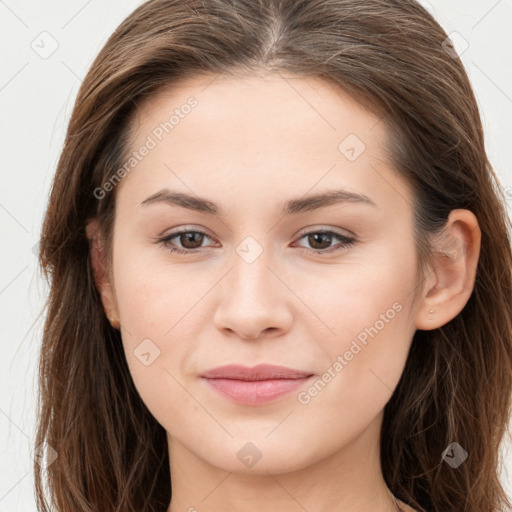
415,209,481,331
86,218,119,324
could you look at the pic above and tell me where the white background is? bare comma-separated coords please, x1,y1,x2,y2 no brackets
0,0,511,510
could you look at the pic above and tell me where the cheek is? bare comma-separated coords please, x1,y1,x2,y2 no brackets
301,246,415,344
113,265,195,428
112,241,212,336
295,246,417,399
110,242,221,415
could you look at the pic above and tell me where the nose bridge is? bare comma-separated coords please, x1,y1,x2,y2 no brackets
212,236,292,339
228,238,277,307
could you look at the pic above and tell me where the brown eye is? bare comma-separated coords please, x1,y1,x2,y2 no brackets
176,231,205,249
159,229,214,254
294,230,356,254
307,232,334,250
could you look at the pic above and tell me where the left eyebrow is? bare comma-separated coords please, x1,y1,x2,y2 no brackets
139,187,377,216
282,188,377,215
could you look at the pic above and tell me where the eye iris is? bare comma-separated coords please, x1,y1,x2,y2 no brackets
308,232,332,250
180,232,204,249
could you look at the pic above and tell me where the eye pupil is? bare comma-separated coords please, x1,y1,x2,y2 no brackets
181,232,203,249
309,232,332,250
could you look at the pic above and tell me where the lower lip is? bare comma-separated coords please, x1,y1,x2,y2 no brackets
202,376,312,405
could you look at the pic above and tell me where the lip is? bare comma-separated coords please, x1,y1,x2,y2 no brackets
200,364,314,405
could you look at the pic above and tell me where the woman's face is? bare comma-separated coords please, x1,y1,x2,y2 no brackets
103,72,424,473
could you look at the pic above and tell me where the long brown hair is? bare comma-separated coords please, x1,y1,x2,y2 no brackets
35,1,512,510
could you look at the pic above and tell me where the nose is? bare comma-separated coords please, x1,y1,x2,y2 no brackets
212,251,294,341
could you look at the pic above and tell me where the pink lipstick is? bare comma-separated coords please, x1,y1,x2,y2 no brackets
200,364,313,405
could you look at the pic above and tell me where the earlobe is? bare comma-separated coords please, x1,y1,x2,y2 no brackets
415,209,481,331
86,218,119,326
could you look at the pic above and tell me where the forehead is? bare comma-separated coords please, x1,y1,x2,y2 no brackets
131,71,386,147
116,71,412,219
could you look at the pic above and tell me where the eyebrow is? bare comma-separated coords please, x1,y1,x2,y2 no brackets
139,187,377,216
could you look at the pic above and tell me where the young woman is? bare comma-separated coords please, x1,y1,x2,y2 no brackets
34,1,512,511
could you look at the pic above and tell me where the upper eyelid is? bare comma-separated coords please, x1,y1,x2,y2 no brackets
162,226,351,238
295,226,354,238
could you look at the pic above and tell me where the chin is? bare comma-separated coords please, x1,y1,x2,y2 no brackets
194,437,324,476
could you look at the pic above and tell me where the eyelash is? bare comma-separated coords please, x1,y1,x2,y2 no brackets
157,228,356,255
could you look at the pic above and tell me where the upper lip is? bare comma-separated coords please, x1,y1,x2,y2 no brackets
201,364,313,381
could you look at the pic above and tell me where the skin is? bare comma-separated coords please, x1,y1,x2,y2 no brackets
87,71,481,512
